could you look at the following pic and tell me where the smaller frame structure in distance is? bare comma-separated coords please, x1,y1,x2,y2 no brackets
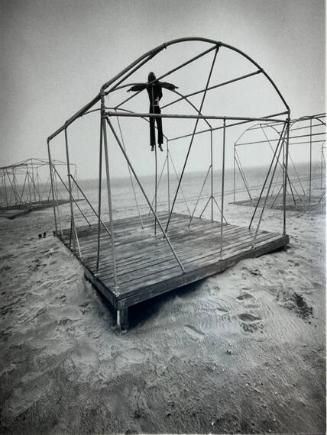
0,158,78,219
232,113,326,212
47,37,291,329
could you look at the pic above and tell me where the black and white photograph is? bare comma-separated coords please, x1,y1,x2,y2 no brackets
0,1,325,433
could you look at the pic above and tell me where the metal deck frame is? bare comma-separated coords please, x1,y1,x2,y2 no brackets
47,37,291,329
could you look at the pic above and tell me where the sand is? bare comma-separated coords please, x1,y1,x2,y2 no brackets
0,204,325,434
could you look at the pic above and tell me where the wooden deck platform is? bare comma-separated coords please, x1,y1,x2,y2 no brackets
58,212,289,329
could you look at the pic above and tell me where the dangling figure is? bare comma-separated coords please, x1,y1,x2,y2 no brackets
128,72,178,151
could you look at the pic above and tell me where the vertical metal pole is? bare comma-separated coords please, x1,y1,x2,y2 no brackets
283,117,290,235
210,129,214,222
96,113,103,272
65,128,76,249
27,169,32,204
31,164,37,202
233,144,236,202
102,108,118,288
154,143,158,235
220,119,226,255
35,167,41,201
3,172,9,207
12,168,19,205
167,139,170,214
321,145,324,190
309,117,312,205
47,139,58,234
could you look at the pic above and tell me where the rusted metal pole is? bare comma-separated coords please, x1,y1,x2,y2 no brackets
148,158,166,216
3,172,9,207
233,144,236,202
283,117,290,235
210,129,214,222
321,145,325,189
30,164,36,202
154,144,158,235
102,112,118,288
309,117,312,205
64,128,76,249
97,112,103,271
47,139,58,234
105,111,288,124
167,139,170,214
220,119,226,255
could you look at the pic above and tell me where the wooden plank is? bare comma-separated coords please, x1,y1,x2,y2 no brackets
86,226,250,281
107,232,281,292
96,230,281,296
58,213,289,316
114,235,289,308
93,226,252,281
83,223,242,271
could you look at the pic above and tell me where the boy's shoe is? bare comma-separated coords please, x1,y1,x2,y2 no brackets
151,146,154,152
158,144,163,152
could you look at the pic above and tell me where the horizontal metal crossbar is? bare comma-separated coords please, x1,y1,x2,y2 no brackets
105,110,288,123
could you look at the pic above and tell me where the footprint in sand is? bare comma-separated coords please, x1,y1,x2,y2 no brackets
238,312,263,333
236,292,253,301
216,300,230,314
238,313,261,322
184,324,205,341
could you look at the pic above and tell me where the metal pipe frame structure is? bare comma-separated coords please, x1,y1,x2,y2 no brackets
47,37,291,299
233,113,325,210
0,157,78,210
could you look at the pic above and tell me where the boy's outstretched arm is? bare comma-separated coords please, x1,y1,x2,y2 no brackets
159,82,178,90
127,83,147,92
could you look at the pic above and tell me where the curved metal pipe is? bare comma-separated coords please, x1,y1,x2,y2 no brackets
48,37,289,142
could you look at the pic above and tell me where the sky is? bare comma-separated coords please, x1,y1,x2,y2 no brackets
0,0,325,178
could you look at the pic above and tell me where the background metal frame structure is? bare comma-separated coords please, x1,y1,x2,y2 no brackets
0,158,78,210
47,37,291,327
232,113,326,211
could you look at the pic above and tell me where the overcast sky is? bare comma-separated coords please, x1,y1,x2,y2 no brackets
0,0,325,178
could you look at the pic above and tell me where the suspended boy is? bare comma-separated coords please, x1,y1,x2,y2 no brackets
128,72,178,152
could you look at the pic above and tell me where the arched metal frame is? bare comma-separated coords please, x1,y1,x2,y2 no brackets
233,113,326,211
47,37,291,293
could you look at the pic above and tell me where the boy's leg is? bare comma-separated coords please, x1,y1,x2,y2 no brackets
149,114,155,150
156,106,163,149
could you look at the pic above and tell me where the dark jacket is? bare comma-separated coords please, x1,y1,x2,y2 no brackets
128,81,177,108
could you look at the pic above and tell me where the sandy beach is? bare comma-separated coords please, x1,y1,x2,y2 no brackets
0,201,325,434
